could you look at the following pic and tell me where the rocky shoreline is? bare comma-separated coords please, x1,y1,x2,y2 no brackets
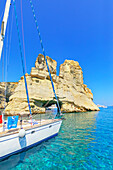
0,54,99,115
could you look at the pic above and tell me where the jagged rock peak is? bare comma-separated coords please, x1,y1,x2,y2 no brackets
30,54,57,81
35,54,57,74
59,59,83,86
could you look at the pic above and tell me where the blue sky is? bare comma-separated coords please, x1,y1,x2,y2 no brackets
0,0,113,106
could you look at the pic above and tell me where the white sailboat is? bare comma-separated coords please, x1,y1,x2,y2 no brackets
0,0,62,161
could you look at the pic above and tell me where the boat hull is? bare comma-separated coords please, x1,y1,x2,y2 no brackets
0,120,62,161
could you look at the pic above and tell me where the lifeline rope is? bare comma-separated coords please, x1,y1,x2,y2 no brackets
29,0,61,115
13,0,32,122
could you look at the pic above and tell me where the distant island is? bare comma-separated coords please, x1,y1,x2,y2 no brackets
0,54,99,115
97,104,107,108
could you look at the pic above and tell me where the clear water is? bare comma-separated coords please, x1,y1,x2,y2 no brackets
0,107,113,170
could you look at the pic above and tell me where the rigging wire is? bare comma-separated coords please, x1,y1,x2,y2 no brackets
4,14,9,115
29,0,61,115
4,3,14,114
12,0,32,124
4,3,14,89
0,10,3,22
7,4,14,67
2,44,4,83
20,0,27,73
2,41,5,131
2,5,11,131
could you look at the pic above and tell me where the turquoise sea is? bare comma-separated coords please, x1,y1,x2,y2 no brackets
0,107,113,170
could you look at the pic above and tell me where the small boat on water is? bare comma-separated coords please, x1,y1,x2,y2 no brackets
0,0,62,160
46,104,58,113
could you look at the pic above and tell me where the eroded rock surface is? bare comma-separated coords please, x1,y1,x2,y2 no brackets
4,54,99,115
0,82,18,109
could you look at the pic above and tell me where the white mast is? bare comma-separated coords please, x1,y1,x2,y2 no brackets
0,0,11,60
0,0,11,131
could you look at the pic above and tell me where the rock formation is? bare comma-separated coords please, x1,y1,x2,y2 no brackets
0,82,18,109
4,54,99,115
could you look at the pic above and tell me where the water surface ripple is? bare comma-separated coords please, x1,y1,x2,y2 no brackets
0,107,113,169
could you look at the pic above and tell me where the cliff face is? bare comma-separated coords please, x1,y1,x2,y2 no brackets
5,54,99,115
0,82,18,109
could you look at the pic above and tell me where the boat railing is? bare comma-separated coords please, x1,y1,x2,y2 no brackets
0,110,59,135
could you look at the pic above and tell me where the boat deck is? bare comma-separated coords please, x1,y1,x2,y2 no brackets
0,119,60,137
